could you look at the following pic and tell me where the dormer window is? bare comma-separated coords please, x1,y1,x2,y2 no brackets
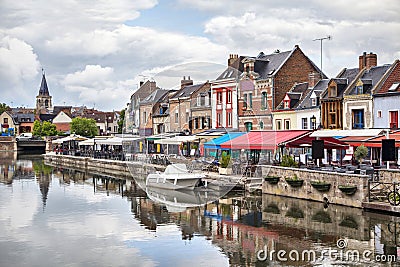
328,86,337,97
283,94,290,109
311,98,316,106
356,85,363,94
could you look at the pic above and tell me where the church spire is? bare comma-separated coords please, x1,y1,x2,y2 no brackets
38,68,50,96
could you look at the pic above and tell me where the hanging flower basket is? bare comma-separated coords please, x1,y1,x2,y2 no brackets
264,176,280,184
338,185,357,195
310,181,331,192
285,178,304,187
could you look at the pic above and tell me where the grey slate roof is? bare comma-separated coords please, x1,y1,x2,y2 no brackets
296,79,329,109
170,83,205,99
140,89,170,105
346,65,391,95
276,82,310,109
38,74,50,96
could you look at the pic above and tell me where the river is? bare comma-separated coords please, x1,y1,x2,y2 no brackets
0,153,399,266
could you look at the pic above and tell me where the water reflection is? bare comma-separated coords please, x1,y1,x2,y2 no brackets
1,156,400,266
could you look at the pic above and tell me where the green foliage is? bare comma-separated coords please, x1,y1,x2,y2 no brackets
354,144,368,162
117,109,125,134
70,117,98,137
33,120,57,136
220,151,231,168
0,103,10,114
280,155,298,168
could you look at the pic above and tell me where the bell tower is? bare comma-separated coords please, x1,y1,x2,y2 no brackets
36,69,53,114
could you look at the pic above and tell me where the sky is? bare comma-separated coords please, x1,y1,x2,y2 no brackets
1,0,399,111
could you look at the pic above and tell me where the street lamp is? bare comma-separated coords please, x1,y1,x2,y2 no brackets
311,115,316,130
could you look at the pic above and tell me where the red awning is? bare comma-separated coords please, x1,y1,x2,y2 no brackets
357,132,400,148
282,133,349,149
220,130,310,150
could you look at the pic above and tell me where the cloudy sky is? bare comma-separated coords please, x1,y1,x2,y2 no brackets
1,0,399,111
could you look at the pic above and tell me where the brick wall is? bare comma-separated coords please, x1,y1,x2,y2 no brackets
274,48,320,109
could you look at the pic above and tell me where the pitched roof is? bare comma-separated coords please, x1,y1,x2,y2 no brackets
346,65,391,95
140,89,170,105
296,79,328,109
276,82,310,109
131,80,158,101
38,73,50,96
170,83,206,99
374,60,400,94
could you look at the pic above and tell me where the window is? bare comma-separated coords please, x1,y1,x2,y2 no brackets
175,111,178,123
302,118,308,129
352,109,364,129
197,95,201,106
217,113,221,127
227,90,232,103
390,111,399,129
245,122,252,132
227,112,232,127
45,99,49,108
284,100,290,109
217,92,223,104
248,93,253,108
311,97,316,106
284,120,290,130
186,112,189,123
3,118,8,123
329,86,337,97
310,117,316,130
389,82,400,92
259,121,264,130
355,85,363,94
276,120,282,130
261,92,267,109
377,110,382,118
243,94,247,107
143,111,147,123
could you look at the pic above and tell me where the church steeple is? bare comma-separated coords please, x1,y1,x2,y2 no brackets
38,69,50,96
36,69,53,114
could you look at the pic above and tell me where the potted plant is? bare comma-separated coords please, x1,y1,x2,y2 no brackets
264,203,280,214
285,174,304,187
264,175,280,184
338,185,358,195
310,180,331,192
339,216,358,229
312,210,332,223
354,144,368,166
280,155,298,168
285,206,304,219
219,151,232,175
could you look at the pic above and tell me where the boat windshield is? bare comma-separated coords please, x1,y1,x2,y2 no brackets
164,164,188,174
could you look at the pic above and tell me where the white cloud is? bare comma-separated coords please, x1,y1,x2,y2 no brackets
0,0,399,110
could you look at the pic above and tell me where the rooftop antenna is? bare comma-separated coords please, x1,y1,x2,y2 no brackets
313,35,331,77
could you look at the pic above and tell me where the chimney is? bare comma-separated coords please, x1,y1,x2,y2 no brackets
308,72,320,88
359,52,377,70
359,52,367,70
228,54,239,68
139,81,144,87
366,52,377,69
181,76,193,89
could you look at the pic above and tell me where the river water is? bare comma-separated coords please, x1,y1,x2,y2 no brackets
1,154,400,266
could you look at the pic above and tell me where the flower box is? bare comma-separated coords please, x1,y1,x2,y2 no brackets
264,176,280,184
338,185,357,195
310,181,331,192
285,178,304,187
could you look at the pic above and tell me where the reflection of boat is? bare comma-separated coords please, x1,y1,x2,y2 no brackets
146,163,205,190
146,186,220,212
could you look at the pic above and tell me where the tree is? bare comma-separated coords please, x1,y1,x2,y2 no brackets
0,103,10,114
117,109,125,134
354,144,368,163
33,120,58,136
70,117,98,137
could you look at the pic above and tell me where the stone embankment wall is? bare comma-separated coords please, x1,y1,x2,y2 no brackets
0,137,17,151
377,169,400,183
261,165,369,208
44,154,132,178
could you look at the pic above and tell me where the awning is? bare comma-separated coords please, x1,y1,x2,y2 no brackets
146,133,180,141
203,132,246,149
53,134,88,144
310,129,384,138
220,130,310,150
355,131,400,148
154,135,199,145
281,132,349,149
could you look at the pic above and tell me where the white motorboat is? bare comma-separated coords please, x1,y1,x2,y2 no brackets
146,163,205,190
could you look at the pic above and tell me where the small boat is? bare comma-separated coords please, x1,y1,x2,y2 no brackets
146,163,205,190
